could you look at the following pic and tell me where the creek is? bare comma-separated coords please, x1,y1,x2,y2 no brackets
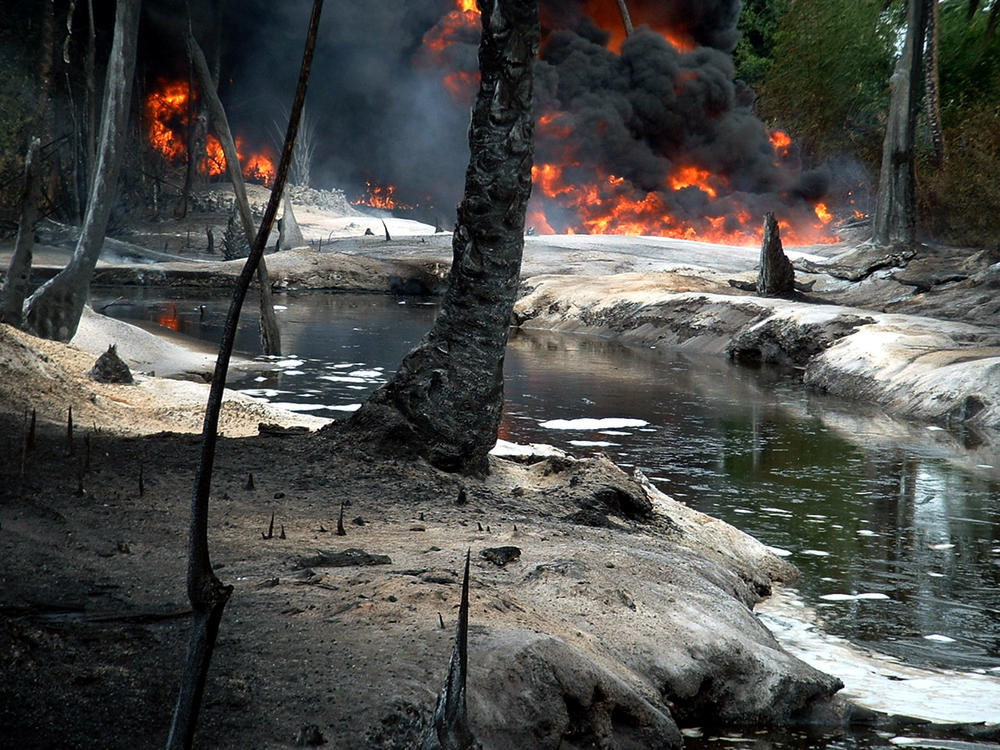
94,288,1000,736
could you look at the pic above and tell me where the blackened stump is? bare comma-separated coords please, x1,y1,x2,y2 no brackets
756,213,795,298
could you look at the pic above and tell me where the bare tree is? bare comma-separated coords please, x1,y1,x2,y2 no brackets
165,3,323,748
872,0,927,247
23,0,141,341
186,27,282,355
348,0,540,475
1,138,42,327
273,103,316,187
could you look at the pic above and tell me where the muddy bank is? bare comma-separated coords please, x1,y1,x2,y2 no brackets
1,407,854,749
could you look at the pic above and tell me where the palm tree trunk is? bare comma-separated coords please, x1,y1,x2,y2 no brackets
348,0,540,476
923,0,943,164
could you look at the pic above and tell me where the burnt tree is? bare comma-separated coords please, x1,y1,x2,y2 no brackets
1,138,41,327
756,212,795,298
187,27,282,355
872,0,928,247
349,0,540,476
23,0,141,342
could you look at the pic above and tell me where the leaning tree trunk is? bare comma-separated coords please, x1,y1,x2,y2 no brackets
23,0,141,342
872,0,928,247
1,138,42,327
187,28,282,356
348,0,540,476
616,0,634,37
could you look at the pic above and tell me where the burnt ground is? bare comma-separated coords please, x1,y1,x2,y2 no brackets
0,400,853,750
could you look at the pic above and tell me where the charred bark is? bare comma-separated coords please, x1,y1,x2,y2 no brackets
2,138,42,327
165,3,323,748
872,0,928,247
756,212,795,298
187,29,282,356
421,551,476,750
348,0,540,476
23,0,141,342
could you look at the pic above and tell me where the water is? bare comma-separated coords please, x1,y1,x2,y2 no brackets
94,289,1000,722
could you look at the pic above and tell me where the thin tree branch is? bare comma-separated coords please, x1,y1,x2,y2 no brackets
165,3,324,747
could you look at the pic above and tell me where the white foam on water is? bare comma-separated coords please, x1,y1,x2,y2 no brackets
923,634,957,643
765,546,793,557
568,440,617,447
758,587,1000,724
349,370,382,378
239,388,291,398
326,403,362,412
267,402,329,412
274,359,305,368
801,549,831,556
929,543,956,550
539,417,649,430
319,375,367,383
283,370,305,375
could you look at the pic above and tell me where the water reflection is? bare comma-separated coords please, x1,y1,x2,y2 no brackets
93,291,1000,672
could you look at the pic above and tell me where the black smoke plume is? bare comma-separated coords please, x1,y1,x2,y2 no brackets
138,0,830,240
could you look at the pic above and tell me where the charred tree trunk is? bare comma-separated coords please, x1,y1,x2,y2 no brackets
2,138,42,327
187,29,282,356
756,212,795,298
23,0,141,342
923,0,943,164
348,0,540,476
165,3,323,748
872,0,928,247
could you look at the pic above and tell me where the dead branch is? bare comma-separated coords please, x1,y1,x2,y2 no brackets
165,3,324,748
186,30,282,356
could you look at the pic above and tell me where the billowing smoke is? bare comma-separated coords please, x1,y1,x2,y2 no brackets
144,0,832,242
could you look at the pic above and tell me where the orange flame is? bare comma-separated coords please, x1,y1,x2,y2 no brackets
352,181,412,211
770,130,792,161
417,2,838,245
668,166,718,199
145,80,276,186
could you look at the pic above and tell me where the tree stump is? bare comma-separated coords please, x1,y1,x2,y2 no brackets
756,212,795,298
277,194,305,251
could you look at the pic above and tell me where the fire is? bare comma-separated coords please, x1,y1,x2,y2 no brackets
145,82,190,161
145,80,276,186
668,166,718,199
770,130,792,153
412,0,840,246
352,181,412,211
